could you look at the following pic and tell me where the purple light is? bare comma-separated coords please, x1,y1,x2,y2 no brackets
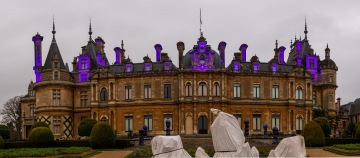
79,71,88,82
240,44,248,62
272,63,277,72
278,46,286,64
144,63,152,71
218,41,226,67
295,41,302,52
96,53,101,65
154,44,162,62
126,64,132,73
32,33,43,82
78,54,90,70
34,69,41,82
253,63,259,71
233,61,240,71
164,61,172,71
114,47,121,64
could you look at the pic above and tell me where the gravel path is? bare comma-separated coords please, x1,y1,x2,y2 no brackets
306,148,347,157
90,150,133,158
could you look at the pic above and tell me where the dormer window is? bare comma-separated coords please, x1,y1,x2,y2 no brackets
271,63,277,72
164,62,172,71
233,61,240,71
144,63,152,72
81,60,87,70
125,64,133,73
54,62,58,69
253,63,259,71
54,71,58,80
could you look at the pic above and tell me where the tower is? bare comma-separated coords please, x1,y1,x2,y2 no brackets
32,33,44,82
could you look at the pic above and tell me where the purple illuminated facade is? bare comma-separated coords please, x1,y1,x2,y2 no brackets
233,61,240,71
155,44,162,62
240,44,248,62
278,46,286,64
77,53,90,82
190,37,215,71
218,41,226,68
32,33,43,82
114,47,122,64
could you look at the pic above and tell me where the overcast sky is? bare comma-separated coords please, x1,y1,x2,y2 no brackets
1,0,359,114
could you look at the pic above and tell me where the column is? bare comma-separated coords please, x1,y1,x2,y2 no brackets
193,105,197,134
288,110,291,134
305,110,308,124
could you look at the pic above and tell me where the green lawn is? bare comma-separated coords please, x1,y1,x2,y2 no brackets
0,147,92,157
324,144,360,156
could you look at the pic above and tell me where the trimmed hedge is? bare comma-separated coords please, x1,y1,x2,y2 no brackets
0,125,10,140
90,122,115,149
301,120,325,147
28,127,54,147
78,119,97,137
0,136,3,149
31,122,49,131
325,138,360,146
314,117,331,137
356,126,360,138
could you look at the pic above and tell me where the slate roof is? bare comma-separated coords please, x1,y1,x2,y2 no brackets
341,98,360,115
286,39,312,65
182,49,222,69
43,38,68,71
226,61,294,73
109,62,178,74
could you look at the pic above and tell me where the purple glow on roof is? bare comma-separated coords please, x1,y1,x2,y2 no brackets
240,44,248,62
114,47,121,64
78,54,90,70
154,44,162,62
34,69,41,82
278,46,286,64
295,41,302,52
33,34,43,82
272,63,277,72
144,63,152,72
164,61,172,71
125,64,132,73
79,71,88,82
96,53,101,65
233,61,240,71
253,63,259,71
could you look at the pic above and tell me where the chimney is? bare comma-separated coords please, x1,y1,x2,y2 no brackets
278,46,286,64
218,41,227,68
154,44,162,62
240,44,248,62
114,47,122,64
95,37,105,53
32,33,44,82
177,41,185,68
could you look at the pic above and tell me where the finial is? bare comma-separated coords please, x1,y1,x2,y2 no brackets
200,8,202,36
295,34,297,41
52,15,56,39
327,43,329,48
304,16,308,39
290,38,293,47
89,17,92,41
275,40,278,49
121,40,124,50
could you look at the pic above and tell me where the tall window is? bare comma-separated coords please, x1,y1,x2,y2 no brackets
144,85,151,99
125,116,133,132
329,94,333,103
164,84,171,98
296,117,303,130
272,85,279,99
329,76,333,83
53,116,61,134
296,87,303,99
233,84,241,98
81,73,88,82
29,104,36,117
54,62,58,68
198,82,207,96
253,114,261,131
125,86,132,100
80,91,88,107
53,90,60,105
312,92,316,106
100,88,108,101
253,84,260,98
272,113,280,128
144,115,153,131
81,60,86,69
213,82,220,97
164,114,173,130
54,71,59,80
233,114,242,129
185,83,192,97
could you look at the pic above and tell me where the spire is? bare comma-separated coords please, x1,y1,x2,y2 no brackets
200,8,202,36
89,17,92,41
304,16,308,40
290,38,293,48
121,40,124,50
52,15,56,41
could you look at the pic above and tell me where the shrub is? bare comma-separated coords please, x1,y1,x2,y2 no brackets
314,117,331,137
78,119,97,137
0,136,4,149
0,125,10,139
325,138,360,146
356,125,360,138
28,127,54,147
301,120,325,147
31,121,49,132
90,122,115,149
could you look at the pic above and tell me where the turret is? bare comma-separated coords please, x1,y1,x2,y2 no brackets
240,44,248,62
177,41,185,69
218,41,226,68
32,33,44,82
154,44,162,62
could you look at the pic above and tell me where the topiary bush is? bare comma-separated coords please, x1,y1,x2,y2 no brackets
0,125,10,139
0,135,4,149
31,121,49,132
356,125,360,138
301,120,325,147
28,127,54,147
314,117,331,137
78,119,97,137
90,122,115,149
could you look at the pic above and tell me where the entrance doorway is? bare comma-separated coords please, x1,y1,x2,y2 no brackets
185,116,193,134
198,116,208,134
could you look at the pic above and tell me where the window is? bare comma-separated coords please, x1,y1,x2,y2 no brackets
253,84,260,98
329,76,333,83
81,60,86,69
213,82,220,97
329,94,333,103
80,91,88,107
233,84,241,98
296,117,303,130
164,84,171,98
29,104,36,117
144,115,153,131
100,116,108,122
309,59,315,69
272,113,280,128
52,90,60,105
164,114,172,130
296,87,303,99
29,90,35,97
233,114,242,129
53,116,61,134
198,82,207,96
54,71,58,80
54,62,58,68
253,114,261,131
81,73,88,82
253,63,259,71
125,116,133,132
100,88,108,101
144,85,151,99
125,86,132,100
272,85,279,99
185,83,192,97
312,92,316,106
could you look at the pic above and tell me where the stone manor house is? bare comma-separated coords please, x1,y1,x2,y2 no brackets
20,21,338,139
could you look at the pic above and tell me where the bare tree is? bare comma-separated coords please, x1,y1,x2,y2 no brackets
0,96,21,140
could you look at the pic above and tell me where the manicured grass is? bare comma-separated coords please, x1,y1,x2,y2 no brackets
333,144,360,150
0,147,92,157
324,144,360,156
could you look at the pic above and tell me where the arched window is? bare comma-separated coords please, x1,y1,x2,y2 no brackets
198,82,207,96
296,87,303,100
296,116,304,131
185,83,192,97
100,88,108,101
213,82,220,97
